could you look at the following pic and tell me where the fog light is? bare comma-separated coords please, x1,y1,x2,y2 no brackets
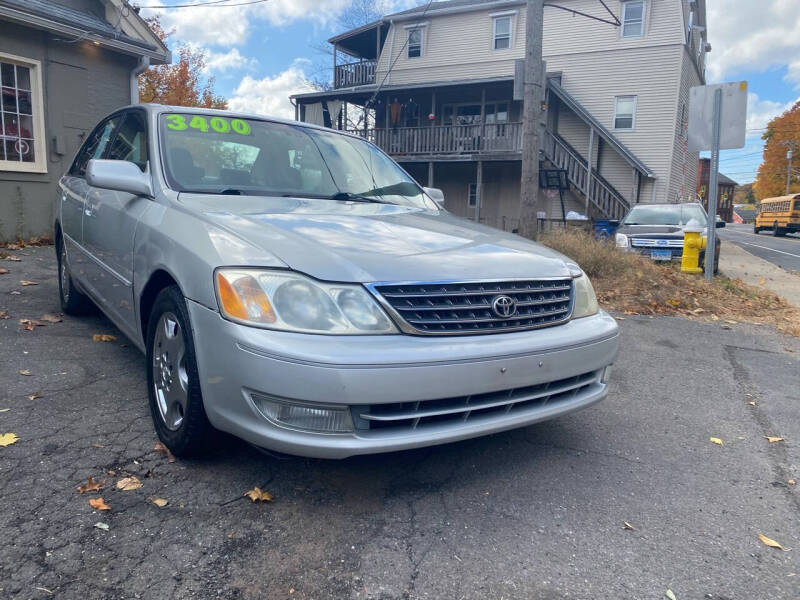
251,393,354,433
601,366,613,384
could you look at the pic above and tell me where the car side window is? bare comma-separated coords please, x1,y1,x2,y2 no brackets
69,115,122,177
106,111,148,171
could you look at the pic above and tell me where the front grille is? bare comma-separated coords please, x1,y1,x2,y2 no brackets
630,238,684,248
372,279,573,335
354,370,601,433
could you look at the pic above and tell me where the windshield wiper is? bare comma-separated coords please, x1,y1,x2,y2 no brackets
328,192,393,204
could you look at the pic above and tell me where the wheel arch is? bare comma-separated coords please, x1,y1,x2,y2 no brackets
139,269,184,347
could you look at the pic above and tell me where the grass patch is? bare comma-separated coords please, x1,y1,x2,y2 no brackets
541,229,800,336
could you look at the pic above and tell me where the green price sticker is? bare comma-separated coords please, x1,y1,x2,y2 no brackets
165,114,251,136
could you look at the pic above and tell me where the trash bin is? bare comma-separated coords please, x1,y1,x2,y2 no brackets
594,220,619,240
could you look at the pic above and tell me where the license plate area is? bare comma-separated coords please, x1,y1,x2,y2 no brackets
651,249,672,261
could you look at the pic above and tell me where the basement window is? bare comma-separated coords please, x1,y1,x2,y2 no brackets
0,53,46,173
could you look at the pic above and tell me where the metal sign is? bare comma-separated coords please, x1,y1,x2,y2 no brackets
688,82,748,152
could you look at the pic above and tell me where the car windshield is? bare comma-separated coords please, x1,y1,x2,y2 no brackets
622,204,708,227
158,113,435,209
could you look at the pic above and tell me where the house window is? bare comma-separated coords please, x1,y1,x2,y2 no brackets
0,54,46,173
408,28,422,58
468,182,479,207
493,16,512,50
621,1,645,38
614,96,637,130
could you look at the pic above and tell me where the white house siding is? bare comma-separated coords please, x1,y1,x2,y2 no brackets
665,46,702,203
546,43,684,203
376,4,526,86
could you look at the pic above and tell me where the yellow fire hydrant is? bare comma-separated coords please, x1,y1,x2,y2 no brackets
681,227,706,274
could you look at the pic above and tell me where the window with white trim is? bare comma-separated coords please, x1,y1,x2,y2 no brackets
493,16,512,49
0,54,46,173
468,182,478,207
621,0,645,38
614,96,637,130
408,28,422,58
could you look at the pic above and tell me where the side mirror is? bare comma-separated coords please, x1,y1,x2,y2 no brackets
423,186,445,207
86,159,153,198
715,220,726,228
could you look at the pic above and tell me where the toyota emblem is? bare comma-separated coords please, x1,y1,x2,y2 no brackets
491,295,517,318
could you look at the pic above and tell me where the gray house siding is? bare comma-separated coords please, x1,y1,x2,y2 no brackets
0,19,136,241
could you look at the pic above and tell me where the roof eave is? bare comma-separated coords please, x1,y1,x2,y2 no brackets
0,4,169,63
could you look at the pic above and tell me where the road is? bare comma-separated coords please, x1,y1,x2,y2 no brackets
718,223,800,274
1,246,799,599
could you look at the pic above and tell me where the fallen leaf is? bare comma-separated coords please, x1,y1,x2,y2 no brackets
6,255,20,261
19,319,45,331
665,298,681,307
92,334,116,342
0,408,9,413
748,401,756,406
78,477,105,494
40,313,62,323
725,320,737,325
151,498,168,507
759,278,767,285
153,441,176,463
20,280,37,286
0,311,9,319
27,393,40,401
0,267,8,274
711,314,720,321
19,370,32,376
89,497,110,511
758,532,791,551
92,444,105,449
615,316,626,321
764,436,785,443
665,590,677,600
623,521,636,530
710,437,724,446
116,476,142,491
94,522,110,531
227,531,235,539
244,487,274,503
789,479,796,486
0,433,19,447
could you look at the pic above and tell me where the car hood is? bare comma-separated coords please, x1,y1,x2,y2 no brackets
616,224,695,237
178,194,573,282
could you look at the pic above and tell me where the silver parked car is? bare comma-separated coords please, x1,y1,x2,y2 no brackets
55,104,619,459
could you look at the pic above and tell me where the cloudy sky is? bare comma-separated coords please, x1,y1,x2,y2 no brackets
140,0,800,184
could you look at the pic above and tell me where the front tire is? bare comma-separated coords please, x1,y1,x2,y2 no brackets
146,285,215,457
56,235,94,315
773,222,786,237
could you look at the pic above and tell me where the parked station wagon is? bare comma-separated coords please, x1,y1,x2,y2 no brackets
54,104,619,459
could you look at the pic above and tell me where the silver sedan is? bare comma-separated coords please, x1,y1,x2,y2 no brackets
55,104,618,459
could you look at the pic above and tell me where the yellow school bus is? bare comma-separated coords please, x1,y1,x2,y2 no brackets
754,194,800,236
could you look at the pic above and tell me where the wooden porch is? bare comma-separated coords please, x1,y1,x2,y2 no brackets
348,122,523,157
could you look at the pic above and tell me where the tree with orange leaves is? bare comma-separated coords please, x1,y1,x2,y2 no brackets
753,101,800,199
138,15,227,109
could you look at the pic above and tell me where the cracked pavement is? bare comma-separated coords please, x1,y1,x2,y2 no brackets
1,245,799,599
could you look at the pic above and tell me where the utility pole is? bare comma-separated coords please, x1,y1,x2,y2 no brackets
518,0,545,239
784,141,795,195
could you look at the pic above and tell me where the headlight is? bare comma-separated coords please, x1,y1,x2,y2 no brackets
572,273,599,319
215,269,398,334
615,233,629,248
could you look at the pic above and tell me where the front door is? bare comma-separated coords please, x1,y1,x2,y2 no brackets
60,114,122,278
82,110,152,337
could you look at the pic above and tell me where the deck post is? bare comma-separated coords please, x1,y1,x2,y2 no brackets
376,24,381,62
333,43,338,88
480,88,486,152
475,160,483,222
428,161,434,187
585,126,595,214
343,102,348,130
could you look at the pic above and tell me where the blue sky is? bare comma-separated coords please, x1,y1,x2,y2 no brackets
141,0,800,185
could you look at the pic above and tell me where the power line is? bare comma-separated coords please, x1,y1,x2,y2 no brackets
138,0,268,9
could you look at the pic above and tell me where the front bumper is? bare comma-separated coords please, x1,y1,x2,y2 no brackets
187,301,620,458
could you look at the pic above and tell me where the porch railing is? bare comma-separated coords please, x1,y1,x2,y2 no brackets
348,122,523,156
542,129,630,220
334,60,377,88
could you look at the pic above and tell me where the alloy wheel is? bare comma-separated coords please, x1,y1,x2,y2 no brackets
152,312,189,431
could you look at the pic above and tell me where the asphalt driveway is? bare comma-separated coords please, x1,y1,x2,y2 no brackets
1,246,799,599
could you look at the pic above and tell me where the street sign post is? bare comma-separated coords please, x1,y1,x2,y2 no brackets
688,82,748,282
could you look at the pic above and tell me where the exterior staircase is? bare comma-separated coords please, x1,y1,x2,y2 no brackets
542,130,631,220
